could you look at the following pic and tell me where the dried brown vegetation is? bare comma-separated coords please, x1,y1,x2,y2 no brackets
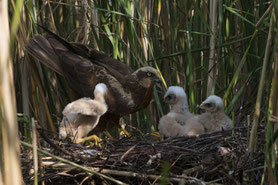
20,127,267,185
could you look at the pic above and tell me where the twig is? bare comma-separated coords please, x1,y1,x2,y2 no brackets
89,167,208,184
255,2,274,28
207,178,225,185
21,141,128,185
120,144,137,161
183,164,205,175
37,127,88,161
219,170,241,185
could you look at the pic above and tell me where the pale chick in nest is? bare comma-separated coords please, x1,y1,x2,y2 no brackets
158,86,194,137
183,95,232,135
59,83,108,143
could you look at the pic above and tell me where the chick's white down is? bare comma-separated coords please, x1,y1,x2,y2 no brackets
159,90,232,137
158,86,194,137
182,95,232,136
198,95,232,133
59,83,108,143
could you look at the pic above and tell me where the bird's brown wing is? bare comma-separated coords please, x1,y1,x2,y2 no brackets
26,33,136,115
56,50,135,115
26,32,157,135
26,33,134,77
70,42,134,76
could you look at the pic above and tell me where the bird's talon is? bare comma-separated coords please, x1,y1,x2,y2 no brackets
121,127,131,138
150,132,162,141
76,135,102,146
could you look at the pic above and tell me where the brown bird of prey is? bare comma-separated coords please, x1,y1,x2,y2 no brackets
25,32,161,135
184,95,232,135
158,86,194,137
59,83,108,143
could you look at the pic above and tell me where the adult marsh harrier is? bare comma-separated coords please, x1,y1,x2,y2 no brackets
26,32,161,135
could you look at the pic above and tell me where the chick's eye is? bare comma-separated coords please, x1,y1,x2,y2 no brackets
165,94,175,101
206,103,212,107
165,95,171,101
147,72,152,77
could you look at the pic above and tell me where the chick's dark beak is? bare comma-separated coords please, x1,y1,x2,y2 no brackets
196,105,203,113
199,103,205,109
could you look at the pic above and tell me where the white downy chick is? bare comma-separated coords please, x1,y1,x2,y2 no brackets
158,86,193,137
59,83,108,142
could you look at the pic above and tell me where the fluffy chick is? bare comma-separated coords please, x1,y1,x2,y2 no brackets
59,83,108,143
158,86,193,137
198,95,232,132
184,95,232,135
181,115,205,136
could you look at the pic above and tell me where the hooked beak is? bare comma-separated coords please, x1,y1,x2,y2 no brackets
196,104,203,113
152,77,163,84
198,103,206,112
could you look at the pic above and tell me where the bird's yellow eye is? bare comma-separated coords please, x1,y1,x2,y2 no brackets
147,72,152,77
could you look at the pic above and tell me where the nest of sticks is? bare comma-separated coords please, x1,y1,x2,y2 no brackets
21,126,267,185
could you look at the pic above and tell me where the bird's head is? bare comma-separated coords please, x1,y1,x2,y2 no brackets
200,95,224,113
132,67,162,88
164,86,188,105
94,83,108,101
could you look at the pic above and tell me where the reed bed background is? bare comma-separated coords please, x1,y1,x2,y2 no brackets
1,0,278,184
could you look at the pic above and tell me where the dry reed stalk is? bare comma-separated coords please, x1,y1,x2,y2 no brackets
249,9,274,154
0,168,3,185
207,0,218,96
0,0,22,184
271,14,278,152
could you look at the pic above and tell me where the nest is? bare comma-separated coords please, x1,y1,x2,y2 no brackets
21,126,267,185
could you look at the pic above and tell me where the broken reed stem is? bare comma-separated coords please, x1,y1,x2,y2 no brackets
249,9,274,154
247,115,250,146
255,2,274,28
20,141,128,185
32,118,38,185
232,112,235,136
